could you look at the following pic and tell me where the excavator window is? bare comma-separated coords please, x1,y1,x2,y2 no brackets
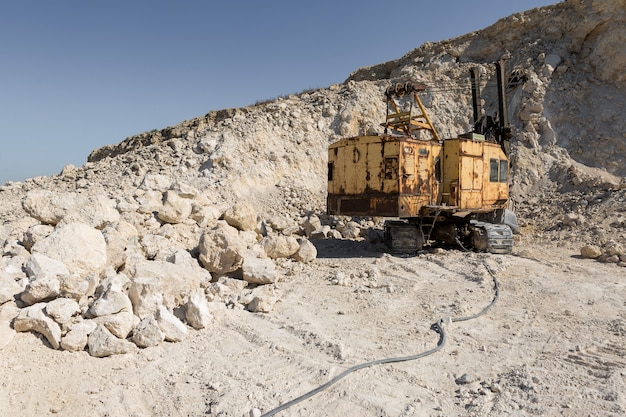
490,158,509,183
499,160,508,183
489,159,499,182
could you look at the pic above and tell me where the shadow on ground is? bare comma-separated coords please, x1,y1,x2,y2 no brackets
311,238,388,259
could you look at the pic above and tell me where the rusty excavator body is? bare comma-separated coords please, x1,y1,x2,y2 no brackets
327,60,519,254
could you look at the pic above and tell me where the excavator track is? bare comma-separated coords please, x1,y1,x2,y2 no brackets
384,221,424,254
469,221,514,254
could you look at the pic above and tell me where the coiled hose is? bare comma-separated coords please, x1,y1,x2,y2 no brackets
259,262,500,417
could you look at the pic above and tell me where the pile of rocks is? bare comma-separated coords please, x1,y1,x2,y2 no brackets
580,240,626,267
0,180,328,357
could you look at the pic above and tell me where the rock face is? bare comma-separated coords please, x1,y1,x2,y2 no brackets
1,0,626,360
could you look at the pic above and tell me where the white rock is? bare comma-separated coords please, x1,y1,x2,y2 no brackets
247,296,277,313
302,214,322,237
604,240,624,256
45,298,80,324
185,290,212,329
156,305,188,342
158,190,193,224
340,221,362,239
128,276,164,318
242,256,277,285
328,229,343,239
136,190,164,214
261,235,300,259
22,224,54,251
89,290,133,317
103,222,138,270
222,203,258,231
88,324,138,357
198,221,245,275
172,181,198,198
97,269,131,294
127,258,205,316
293,239,317,263
13,303,62,349
267,216,295,232
94,311,137,339
139,174,172,191
132,316,165,348
70,194,120,229
22,190,74,225
191,204,222,228
0,275,22,305
140,234,180,260
21,275,61,305
31,222,107,276
21,191,119,229
580,245,602,259
59,273,98,301
61,319,97,352
23,252,69,280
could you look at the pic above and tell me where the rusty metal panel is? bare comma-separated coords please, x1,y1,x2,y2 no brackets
327,135,446,218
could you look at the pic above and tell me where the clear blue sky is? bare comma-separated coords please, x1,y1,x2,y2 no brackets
0,0,557,184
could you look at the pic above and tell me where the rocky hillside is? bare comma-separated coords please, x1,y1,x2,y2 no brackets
1,0,625,358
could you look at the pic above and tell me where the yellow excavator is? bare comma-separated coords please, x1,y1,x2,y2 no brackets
327,60,518,254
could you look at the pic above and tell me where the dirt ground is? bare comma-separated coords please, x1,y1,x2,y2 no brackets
1,238,625,417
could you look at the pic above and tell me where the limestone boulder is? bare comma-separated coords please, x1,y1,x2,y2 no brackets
126,258,207,317
580,245,602,259
88,290,133,317
61,319,97,352
103,222,138,270
340,221,362,239
88,324,138,357
293,239,317,263
128,276,164,318
191,204,222,228
185,290,212,329
31,222,107,276
242,256,277,285
261,235,300,259
22,191,119,229
136,190,164,214
13,303,62,349
223,203,257,231
157,190,193,224
0,275,22,305
23,252,69,280
139,174,172,191
198,221,245,275
21,276,62,306
94,311,137,339
302,214,322,237
45,298,80,325
132,316,165,348
267,215,296,233
20,253,67,305
156,305,188,342
245,285,279,313
247,296,277,313
59,273,98,301
22,224,54,251
604,240,624,257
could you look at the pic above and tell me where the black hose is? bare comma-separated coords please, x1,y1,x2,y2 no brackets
259,261,499,417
